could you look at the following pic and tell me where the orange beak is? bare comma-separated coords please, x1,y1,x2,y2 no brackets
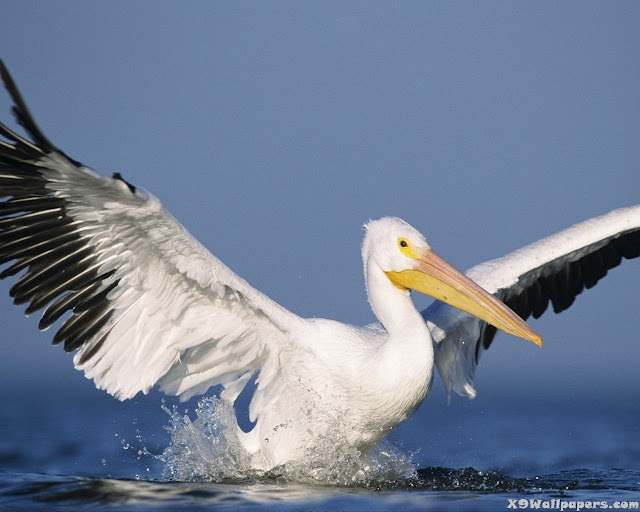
386,248,542,346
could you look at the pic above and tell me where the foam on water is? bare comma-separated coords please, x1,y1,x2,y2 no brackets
158,396,417,486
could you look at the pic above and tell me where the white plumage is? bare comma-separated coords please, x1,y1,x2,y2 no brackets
1,61,638,471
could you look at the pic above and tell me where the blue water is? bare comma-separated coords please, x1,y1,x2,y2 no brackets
0,384,638,511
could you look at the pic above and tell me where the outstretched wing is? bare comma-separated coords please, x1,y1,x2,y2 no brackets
423,205,640,399
0,60,303,401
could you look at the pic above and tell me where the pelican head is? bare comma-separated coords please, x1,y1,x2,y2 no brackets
363,217,542,345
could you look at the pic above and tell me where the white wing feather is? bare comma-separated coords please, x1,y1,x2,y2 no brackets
72,155,302,400
0,148,304,402
424,205,640,399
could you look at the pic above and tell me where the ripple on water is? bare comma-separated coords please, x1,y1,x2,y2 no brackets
1,468,639,512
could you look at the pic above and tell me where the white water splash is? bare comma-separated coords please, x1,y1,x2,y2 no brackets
158,396,417,486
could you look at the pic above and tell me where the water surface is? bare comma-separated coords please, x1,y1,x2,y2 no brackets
0,384,638,511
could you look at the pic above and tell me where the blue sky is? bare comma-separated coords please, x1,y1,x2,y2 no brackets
0,2,639,466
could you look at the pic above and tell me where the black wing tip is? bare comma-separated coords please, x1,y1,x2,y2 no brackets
0,59,53,152
112,173,137,194
0,61,121,366
0,59,83,167
480,226,640,356
0,59,11,88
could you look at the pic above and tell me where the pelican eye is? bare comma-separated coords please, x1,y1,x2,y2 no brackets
398,237,419,258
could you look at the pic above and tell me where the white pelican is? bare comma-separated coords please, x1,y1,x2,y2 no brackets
1,61,639,471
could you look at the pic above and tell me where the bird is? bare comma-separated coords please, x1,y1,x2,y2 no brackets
0,60,638,472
